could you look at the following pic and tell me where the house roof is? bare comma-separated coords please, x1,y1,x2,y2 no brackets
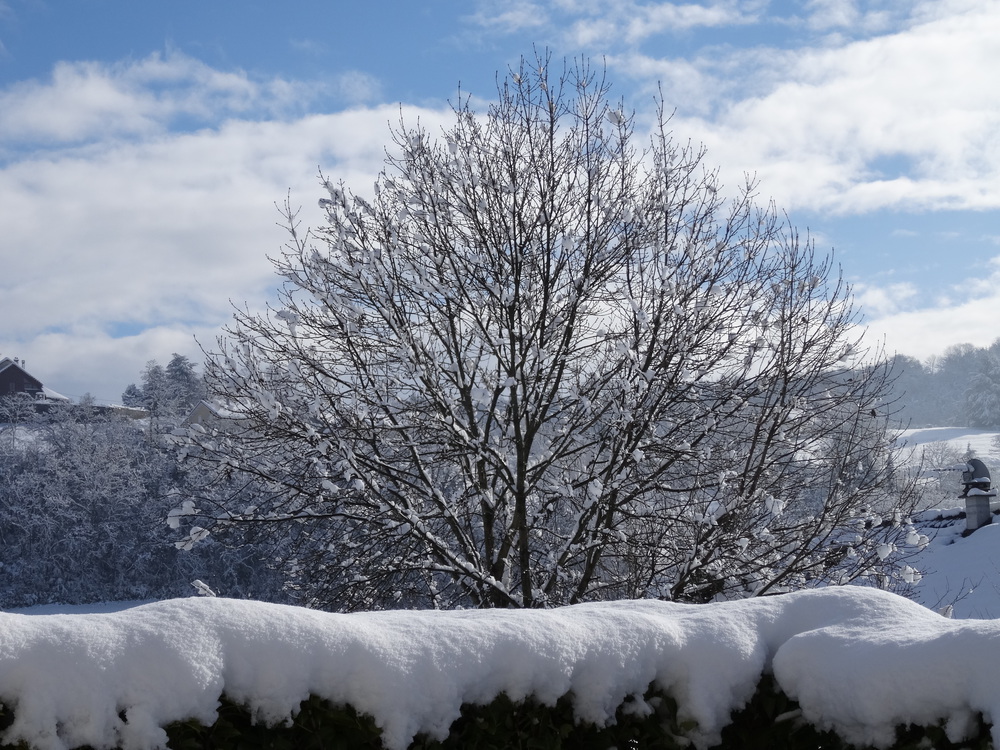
0,356,42,383
0,356,70,401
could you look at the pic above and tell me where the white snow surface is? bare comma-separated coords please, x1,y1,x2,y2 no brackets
896,426,1000,464
909,516,1000,618
892,426,1000,617
0,587,994,750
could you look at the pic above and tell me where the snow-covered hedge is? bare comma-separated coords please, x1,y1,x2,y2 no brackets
0,588,995,749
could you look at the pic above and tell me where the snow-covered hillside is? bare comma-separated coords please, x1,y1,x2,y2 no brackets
909,518,1000,617
2,588,997,750
896,426,1000,468
897,426,1000,618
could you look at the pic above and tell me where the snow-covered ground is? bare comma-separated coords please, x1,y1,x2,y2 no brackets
895,426,1000,618
6,600,151,616
1,587,998,750
896,426,1000,466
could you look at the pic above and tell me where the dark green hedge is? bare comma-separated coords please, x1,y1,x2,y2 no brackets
0,676,992,749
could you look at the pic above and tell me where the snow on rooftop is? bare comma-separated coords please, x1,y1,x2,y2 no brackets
909,515,1000,618
0,587,997,750
40,386,70,403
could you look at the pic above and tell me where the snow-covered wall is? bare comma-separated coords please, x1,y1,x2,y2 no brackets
0,588,992,750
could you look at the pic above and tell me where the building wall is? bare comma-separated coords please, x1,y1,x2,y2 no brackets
0,365,44,398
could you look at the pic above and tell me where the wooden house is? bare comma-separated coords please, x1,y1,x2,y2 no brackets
0,357,69,401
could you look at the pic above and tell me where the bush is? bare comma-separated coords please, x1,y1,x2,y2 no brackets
0,678,989,750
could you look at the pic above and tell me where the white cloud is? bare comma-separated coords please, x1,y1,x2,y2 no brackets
868,301,999,362
864,256,1000,360
654,2,1000,214
11,326,218,404
466,1,550,33
801,0,904,37
0,51,314,149
0,56,454,402
557,1,760,47
334,70,383,104
623,1,757,41
853,281,918,318
472,0,760,46
804,0,862,31
495,1,1000,216
6,1,1000,398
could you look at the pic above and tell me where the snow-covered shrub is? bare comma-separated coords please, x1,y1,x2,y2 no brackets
0,404,283,608
0,589,996,750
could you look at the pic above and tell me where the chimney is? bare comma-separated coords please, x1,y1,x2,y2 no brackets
962,458,997,532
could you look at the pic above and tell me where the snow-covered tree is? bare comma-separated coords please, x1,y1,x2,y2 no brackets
936,343,981,424
178,57,917,610
165,353,206,412
886,354,945,427
965,351,1000,428
140,361,169,415
121,383,145,409
0,403,283,608
0,393,39,450
122,354,206,420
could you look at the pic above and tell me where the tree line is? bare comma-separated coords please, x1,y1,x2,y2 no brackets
0,355,282,609
892,341,1000,429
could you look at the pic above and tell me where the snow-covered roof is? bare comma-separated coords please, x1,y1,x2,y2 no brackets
0,356,68,401
0,355,38,380
41,385,70,403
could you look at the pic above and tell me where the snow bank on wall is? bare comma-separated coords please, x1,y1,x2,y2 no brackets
0,588,988,750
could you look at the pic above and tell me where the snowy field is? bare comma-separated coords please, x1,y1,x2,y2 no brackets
896,426,1000,467
1,587,998,750
894,425,1000,514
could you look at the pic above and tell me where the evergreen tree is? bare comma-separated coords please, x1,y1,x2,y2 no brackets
121,356,205,419
140,361,169,417
121,383,145,408
965,352,1000,428
165,353,205,412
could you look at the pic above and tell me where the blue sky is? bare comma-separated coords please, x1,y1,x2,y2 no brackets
1,0,998,404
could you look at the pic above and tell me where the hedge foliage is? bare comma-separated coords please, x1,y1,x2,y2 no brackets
0,676,993,749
